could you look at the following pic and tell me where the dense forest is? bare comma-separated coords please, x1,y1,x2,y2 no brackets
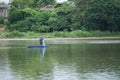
1,0,120,33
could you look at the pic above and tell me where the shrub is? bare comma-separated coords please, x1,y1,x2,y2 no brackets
6,30,24,38
0,17,4,25
70,30,92,37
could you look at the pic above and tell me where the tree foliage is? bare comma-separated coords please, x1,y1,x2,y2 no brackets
7,0,120,32
69,0,120,31
11,0,56,8
55,3,74,31
0,17,4,25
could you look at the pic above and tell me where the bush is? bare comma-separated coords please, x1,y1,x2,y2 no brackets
70,30,92,37
53,31,70,37
6,30,24,38
0,17,4,25
23,31,40,38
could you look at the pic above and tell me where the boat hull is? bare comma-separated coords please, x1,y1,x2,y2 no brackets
27,45,48,48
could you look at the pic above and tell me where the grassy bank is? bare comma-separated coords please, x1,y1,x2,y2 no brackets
1,30,120,38
52,30,120,38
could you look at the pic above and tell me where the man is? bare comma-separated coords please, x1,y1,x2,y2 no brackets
39,37,45,46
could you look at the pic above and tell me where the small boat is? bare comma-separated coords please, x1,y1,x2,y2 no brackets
27,45,48,48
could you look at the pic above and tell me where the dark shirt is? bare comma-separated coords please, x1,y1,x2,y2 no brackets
39,38,44,45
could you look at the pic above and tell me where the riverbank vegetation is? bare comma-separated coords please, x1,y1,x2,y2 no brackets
1,30,119,38
0,0,120,38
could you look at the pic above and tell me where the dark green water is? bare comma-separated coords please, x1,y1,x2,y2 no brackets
0,39,120,80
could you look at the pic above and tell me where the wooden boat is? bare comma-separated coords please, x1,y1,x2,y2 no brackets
27,45,48,48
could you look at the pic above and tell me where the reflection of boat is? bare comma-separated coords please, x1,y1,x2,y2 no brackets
28,46,47,57
27,45,48,48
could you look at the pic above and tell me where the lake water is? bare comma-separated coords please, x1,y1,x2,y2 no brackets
0,39,120,80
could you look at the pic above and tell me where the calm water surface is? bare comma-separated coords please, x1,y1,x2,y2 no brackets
0,39,120,80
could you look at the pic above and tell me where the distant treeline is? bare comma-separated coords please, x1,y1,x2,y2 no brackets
3,0,120,32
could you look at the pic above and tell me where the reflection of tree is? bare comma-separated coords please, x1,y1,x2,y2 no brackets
6,42,120,79
7,48,54,79
0,41,9,71
47,44,73,65
48,44,120,73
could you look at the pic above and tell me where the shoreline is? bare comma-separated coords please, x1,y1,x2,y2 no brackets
0,37,120,40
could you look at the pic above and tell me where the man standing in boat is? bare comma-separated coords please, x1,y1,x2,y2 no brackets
39,37,46,46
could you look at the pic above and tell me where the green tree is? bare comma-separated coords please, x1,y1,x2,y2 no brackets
7,8,52,32
7,8,38,31
33,0,56,7
85,0,120,31
7,8,33,24
11,0,33,8
0,17,4,25
11,0,56,8
55,3,74,31
68,0,120,31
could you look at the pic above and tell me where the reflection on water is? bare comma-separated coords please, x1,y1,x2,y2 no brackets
40,48,46,57
0,39,120,80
